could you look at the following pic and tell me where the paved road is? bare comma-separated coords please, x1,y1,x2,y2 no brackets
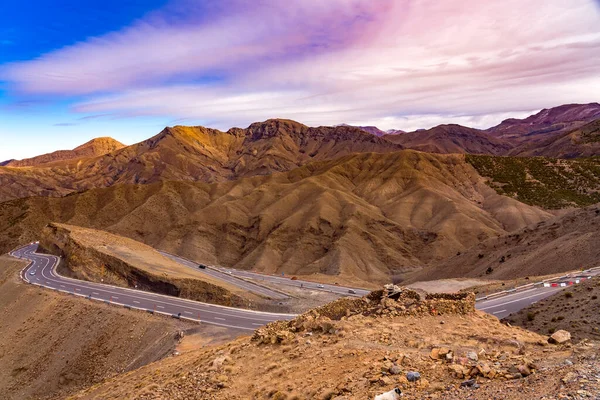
159,251,289,300
9,243,599,325
159,251,371,298
10,244,295,331
476,271,600,319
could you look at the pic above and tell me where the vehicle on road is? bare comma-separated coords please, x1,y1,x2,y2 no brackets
29,271,35,275
198,264,206,269
317,284,324,288
348,289,356,294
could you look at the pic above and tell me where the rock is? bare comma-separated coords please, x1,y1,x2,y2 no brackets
460,379,477,388
448,365,467,379
417,378,429,389
517,364,532,377
430,348,440,360
549,330,571,344
389,365,402,375
467,351,478,362
406,371,421,382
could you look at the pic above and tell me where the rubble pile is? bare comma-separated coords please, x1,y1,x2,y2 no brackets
253,285,476,345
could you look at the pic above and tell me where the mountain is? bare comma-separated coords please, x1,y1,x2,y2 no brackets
383,124,513,155
3,137,125,167
0,150,550,286
340,124,406,137
488,103,600,143
386,128,406,135
0,119,402,203
412,204,600,282
510,118,600,158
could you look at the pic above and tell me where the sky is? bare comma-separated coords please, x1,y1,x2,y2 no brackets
1,0,600,161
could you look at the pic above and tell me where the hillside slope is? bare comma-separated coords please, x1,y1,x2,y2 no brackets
4,137,125,167
0,151,550,286
511,119,600,158
412,204,600,282
67,292,600,400
384,124,513,155
488,103,600,142
0,255,195,400
505,276,600,343
0,120,402,203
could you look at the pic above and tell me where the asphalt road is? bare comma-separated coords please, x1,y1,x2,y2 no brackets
475,271,600,319
158,250,371,298
9,243,599,326
10,243,295,331
159,251,289,300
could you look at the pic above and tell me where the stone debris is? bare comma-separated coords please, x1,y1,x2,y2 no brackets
549,329,572,344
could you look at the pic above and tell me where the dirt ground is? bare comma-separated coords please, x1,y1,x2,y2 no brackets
0,255,244,400
67,300,600,400
504,276,600,343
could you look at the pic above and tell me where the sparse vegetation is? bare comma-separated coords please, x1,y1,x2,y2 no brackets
466,154,600,208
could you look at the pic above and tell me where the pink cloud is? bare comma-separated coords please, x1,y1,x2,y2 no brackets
2,0,600,130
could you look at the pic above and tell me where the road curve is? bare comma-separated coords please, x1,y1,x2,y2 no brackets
159,251,371,298
10,243,295,331
475,270,600,319
159,251,289,300
9,244,598,325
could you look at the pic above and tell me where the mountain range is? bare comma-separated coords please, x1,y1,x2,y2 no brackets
1,103,600,284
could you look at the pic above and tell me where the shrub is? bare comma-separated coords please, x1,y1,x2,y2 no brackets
527,312,535,321
565,292,573,299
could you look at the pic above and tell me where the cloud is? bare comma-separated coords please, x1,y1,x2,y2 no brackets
2,0,600,130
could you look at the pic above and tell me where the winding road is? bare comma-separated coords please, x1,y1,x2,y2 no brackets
159,251,371,298
8,243,599,328
10,243,295,331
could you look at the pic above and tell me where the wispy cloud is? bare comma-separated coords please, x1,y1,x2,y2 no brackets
2,0,600,131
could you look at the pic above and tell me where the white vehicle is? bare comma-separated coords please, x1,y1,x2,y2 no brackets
317,284,324,288
29,271,35,275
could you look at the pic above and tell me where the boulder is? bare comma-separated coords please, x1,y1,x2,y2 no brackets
549,330,571,344
406,371,421,382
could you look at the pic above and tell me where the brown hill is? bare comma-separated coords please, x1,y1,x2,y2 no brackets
505,276,600,343
384,124,513,155
0,120,402,203
66,293,599,400
0,151,550,286
510,119,600,158
411,204,600,282
4,137,125,167
488,103,600,143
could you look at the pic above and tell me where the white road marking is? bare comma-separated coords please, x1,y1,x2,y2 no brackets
92,292,99,295
214,317,226,321
156,305,164,309
133,301,141,304
492,309,507,315
479,289,562,311
184,311,193,315
252,323,263,326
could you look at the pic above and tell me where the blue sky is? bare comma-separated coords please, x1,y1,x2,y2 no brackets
1,0,599,161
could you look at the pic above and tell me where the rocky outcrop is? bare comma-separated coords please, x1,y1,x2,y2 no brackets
40,223,249,308
252,286,475,344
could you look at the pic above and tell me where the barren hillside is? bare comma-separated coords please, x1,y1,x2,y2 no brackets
505,276,600,343
0,255,206,400
488,103,600,142
384,124,513,155
67,289,600,400
3,137,125,167
41,223,261,307
412,204,600,282
0,120,402,203
510,119,600,158
0,151,550,286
